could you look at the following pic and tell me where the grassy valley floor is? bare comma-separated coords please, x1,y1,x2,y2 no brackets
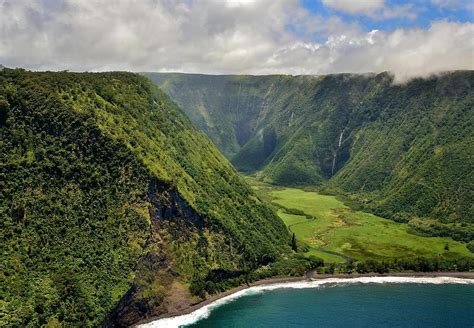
246,178,473,264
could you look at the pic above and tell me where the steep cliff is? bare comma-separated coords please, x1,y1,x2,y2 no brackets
0,69,290,327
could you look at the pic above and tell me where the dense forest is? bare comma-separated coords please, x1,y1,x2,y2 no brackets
147,72,474,242
0,69,299,327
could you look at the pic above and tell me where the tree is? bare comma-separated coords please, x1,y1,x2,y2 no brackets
0,98,9,126
291,233,298,252
355,261,368,273
467,241,474,253
307,255,324,269
326,263,336,274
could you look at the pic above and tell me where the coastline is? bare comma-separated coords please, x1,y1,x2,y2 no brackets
135,271,474,327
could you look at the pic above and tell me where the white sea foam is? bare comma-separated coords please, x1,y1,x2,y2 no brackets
136,276,474,328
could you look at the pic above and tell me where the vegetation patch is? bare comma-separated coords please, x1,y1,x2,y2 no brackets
247,178,474,266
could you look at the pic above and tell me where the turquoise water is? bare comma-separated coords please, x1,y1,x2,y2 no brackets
187,284,474,328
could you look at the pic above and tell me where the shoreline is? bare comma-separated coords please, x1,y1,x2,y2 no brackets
135,271,474,326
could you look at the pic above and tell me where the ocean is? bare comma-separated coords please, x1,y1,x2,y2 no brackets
138,277,474,328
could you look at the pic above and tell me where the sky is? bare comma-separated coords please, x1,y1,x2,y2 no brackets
0,0,473,82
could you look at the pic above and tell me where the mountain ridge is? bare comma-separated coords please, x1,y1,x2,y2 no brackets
146,71,474,240
1,69,293,327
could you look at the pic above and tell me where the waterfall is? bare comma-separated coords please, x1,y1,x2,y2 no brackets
331,129,345,176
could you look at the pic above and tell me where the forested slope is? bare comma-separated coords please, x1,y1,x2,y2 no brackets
0,69,290,327
148,72,474,240
150,73,278,159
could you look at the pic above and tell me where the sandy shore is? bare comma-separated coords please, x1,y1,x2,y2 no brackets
135,271,474,326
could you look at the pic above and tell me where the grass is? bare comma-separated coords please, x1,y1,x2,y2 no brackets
246,177,473,264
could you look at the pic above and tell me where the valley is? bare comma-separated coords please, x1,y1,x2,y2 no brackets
247,178,473,265
149,72,474,243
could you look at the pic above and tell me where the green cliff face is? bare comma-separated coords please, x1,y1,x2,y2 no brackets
0,69,289,327
147,72,474,238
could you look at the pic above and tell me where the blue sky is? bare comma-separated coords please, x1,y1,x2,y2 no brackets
302,0,473,31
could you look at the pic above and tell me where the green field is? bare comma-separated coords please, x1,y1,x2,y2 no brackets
248,178,473,264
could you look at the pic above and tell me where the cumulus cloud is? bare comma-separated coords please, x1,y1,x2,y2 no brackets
315,21,474,83
321,0,384,15
432,0,472,8
378,3,418,21
430,0,474,13
321,0,417,20
0,0,472,83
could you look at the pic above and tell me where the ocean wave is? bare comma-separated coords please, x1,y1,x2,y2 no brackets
136,276,474,328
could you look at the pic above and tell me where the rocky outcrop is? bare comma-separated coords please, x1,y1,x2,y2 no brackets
103,179,204,327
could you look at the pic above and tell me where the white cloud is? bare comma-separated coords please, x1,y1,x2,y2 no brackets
379,3,418,21
432,0,464,7
431,0,474,12
432,0,456,6
321,21,474,83
0,0,472,83
321,0,384,15
321,0,417,20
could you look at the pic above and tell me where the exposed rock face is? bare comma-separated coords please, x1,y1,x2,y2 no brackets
103,180,204,327
148,179,204,228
